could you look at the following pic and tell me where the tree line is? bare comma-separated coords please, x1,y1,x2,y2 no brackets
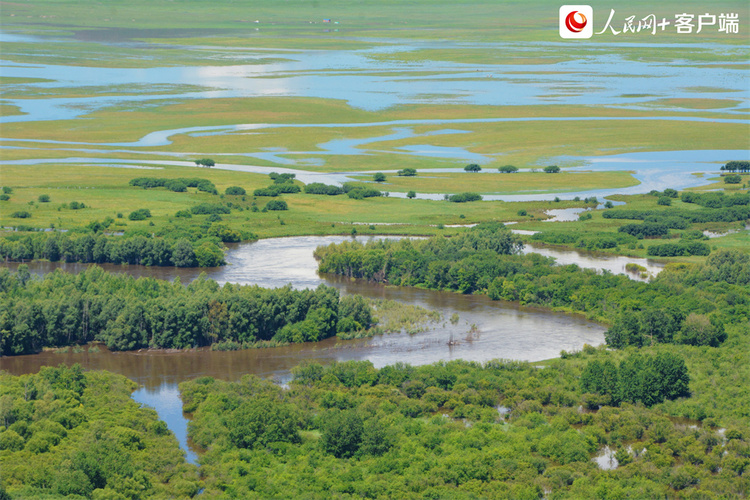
315,224,749,349
0,266,373,355
0,232,226,268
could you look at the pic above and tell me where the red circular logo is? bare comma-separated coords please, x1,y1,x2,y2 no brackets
565,11,587,32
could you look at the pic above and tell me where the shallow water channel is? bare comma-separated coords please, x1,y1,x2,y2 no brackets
0,235,630,463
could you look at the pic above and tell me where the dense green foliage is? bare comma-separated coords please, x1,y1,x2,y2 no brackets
129,176,217,194
194,158,215,168
0,232,225,267
447,192,482,203
181,352,749,499
304,183,345,195
316,224,749,349
720,160,750,172
0,267,373,355
265,199,288,211
543,165,560,173
127,208,151,221
225,186,246,196
0,365,199,498
646,241,711,257
603,206,750,224
189,203,231,215
498,165,519,173
680,191,749,208
530,231,636,251
464,164,481,172
397,168,417,176
580,351,690,407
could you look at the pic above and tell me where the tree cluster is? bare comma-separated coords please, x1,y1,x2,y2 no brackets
0,267,372,355
129,176,217,194
0,232,225,268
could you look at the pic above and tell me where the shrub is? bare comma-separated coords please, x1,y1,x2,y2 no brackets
498,165,518,173
447,192,482,203
69,201,85,210
38,194,50,202
373,173,386,182
305,183,344,195
0,194,10,201
464,164,481,172
265,200,288,211
657,196,672,206
407,191,416,199
194,158,215,167
397,168,417,176
128,209,152,221
269,172,296,184
175,210,192,218
543,165,560,173
11,211,32,218
517,209,527,216
253,186,280,197
724,175,742,184
1,187,12,194
190,203,230,215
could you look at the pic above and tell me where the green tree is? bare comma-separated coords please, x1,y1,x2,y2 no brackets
464,164,481,172
407,190,416,199
543,165,560,173
373,172,386,182
228,398,300,449
321,409,363,458
498,165,518,173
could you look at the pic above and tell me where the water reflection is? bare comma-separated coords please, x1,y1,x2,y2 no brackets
0,235,611,461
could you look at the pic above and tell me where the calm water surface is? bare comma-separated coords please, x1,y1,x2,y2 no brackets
0,236,611,463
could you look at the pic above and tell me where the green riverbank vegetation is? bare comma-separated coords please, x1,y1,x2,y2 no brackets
0,266,440,356
315,223,750,349
0,365,200,498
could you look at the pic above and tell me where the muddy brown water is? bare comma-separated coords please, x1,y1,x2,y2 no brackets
0,235,608,463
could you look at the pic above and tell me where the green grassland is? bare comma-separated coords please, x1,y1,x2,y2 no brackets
1,162,584,239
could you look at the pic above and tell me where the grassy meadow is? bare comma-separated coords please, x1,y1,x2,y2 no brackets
0,0,747,255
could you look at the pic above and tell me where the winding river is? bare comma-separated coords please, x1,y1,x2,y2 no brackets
0,235,628,463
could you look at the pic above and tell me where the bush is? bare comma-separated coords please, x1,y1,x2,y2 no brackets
253,186,281,197
69,201,85,210
498,165,518,173
346,187,382,200
269,172,296,184
265,200,288,211
407,191,416,199
128,209,152,221
397,168,417,176
175,210,192,218
2,186,12,194
647,241,711,257
38,194,50,203
190,203,230,215
724,175,742,184
305,183,344,195
224,186,247,196
373,173,386,182
194,158,215,167
448,192,482,203
0,194,9,201
464,164,481,172
657,196,672,206
543,165,560,173
11,211,32,218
